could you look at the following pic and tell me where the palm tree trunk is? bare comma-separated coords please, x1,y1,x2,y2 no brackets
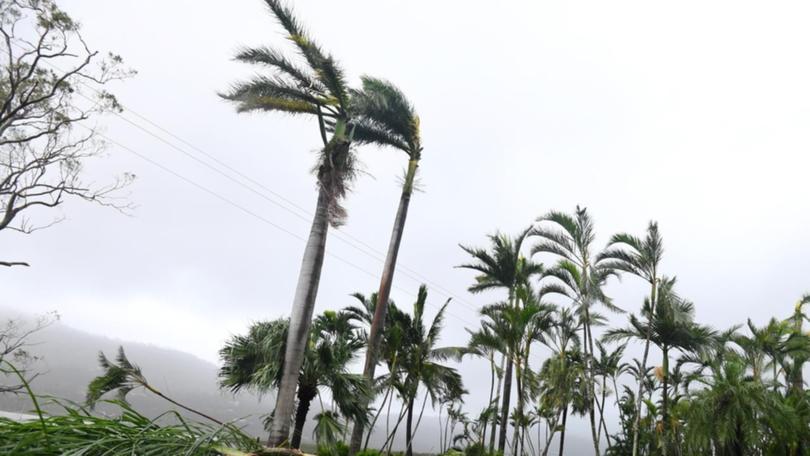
541,411,560,456
405,395,416,456
498,356,514,453
350,159,418,455
512,359,523,456
290,391,315,449
483,351,495,447
364,385,393,450
267,188,331,447
661,346,669,456
382,401,408,454
584,315,600,455
410,392,430,452
632,276,657,456
143,384,224,426
597,376,612,449
438,405,444,453
557,405,568,456
490,353,505,453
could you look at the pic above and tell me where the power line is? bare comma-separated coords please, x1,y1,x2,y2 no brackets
11,39,490,325
23,52,485,316
79,125,484,330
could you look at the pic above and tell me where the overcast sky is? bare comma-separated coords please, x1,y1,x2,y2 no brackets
3,0,810,427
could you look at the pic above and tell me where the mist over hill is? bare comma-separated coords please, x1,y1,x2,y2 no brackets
0,313,591,453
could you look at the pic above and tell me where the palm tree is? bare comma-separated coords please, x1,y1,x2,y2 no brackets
681,357,799,455
732,318,790,386
220,0,361,446
532,206,621,454
537,307,580,456
598,221,664,456
465,324,506,452
478,294,554,456
219,311,368,449
593,341,627,449
86,347,225,427
347,78,423,455
604,278,716,455
344,292,410,451
787,293,810,395
394,285,465,456
457,227,541,453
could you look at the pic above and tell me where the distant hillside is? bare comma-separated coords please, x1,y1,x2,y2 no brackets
0,313,270,437
0,313,593,454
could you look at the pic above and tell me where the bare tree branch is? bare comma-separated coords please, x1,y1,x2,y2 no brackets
0,0,135,260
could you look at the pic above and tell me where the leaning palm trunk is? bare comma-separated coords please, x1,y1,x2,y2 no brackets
490,354,505,453
498,356,514,453
661,346,670,456
631,278,657,456
408,392,430,455
267,188,331,447
364,384,394,450
584,309,600,455
482,351,496,447
557,405,568,456
350,158,418,454
512,360,523,456
498,292,518,453
404,395,416,456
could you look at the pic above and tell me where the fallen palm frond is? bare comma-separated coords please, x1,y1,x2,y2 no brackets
0,398,267,456
0,360,271,456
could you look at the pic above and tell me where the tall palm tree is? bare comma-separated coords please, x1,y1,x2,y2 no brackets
457,227,541,453
347,78,423,455
344,292,409,450
604,278,716,455
219,311,367,449
394,285,465,456
532,206,621,455
220,0,362,446
478,294,554,456
598,221,664,456
537,307,580,456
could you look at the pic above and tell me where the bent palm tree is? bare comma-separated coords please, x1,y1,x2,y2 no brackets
532,206,621,455
394,285,465,456
86,347,225,427
219,311,368,449
457,227,541,453
221,0,359,446
347,78,423,455
465,324,507,452
598,221,663,456
604,278,716,455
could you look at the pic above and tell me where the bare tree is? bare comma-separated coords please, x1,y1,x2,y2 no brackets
0,310,58,394
0,0,134,266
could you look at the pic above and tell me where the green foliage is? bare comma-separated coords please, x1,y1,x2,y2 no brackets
316,440,349,456
0,397,263,456
219,311,369,428
461,443,502,456
354,449,381,456
85,346,147,408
